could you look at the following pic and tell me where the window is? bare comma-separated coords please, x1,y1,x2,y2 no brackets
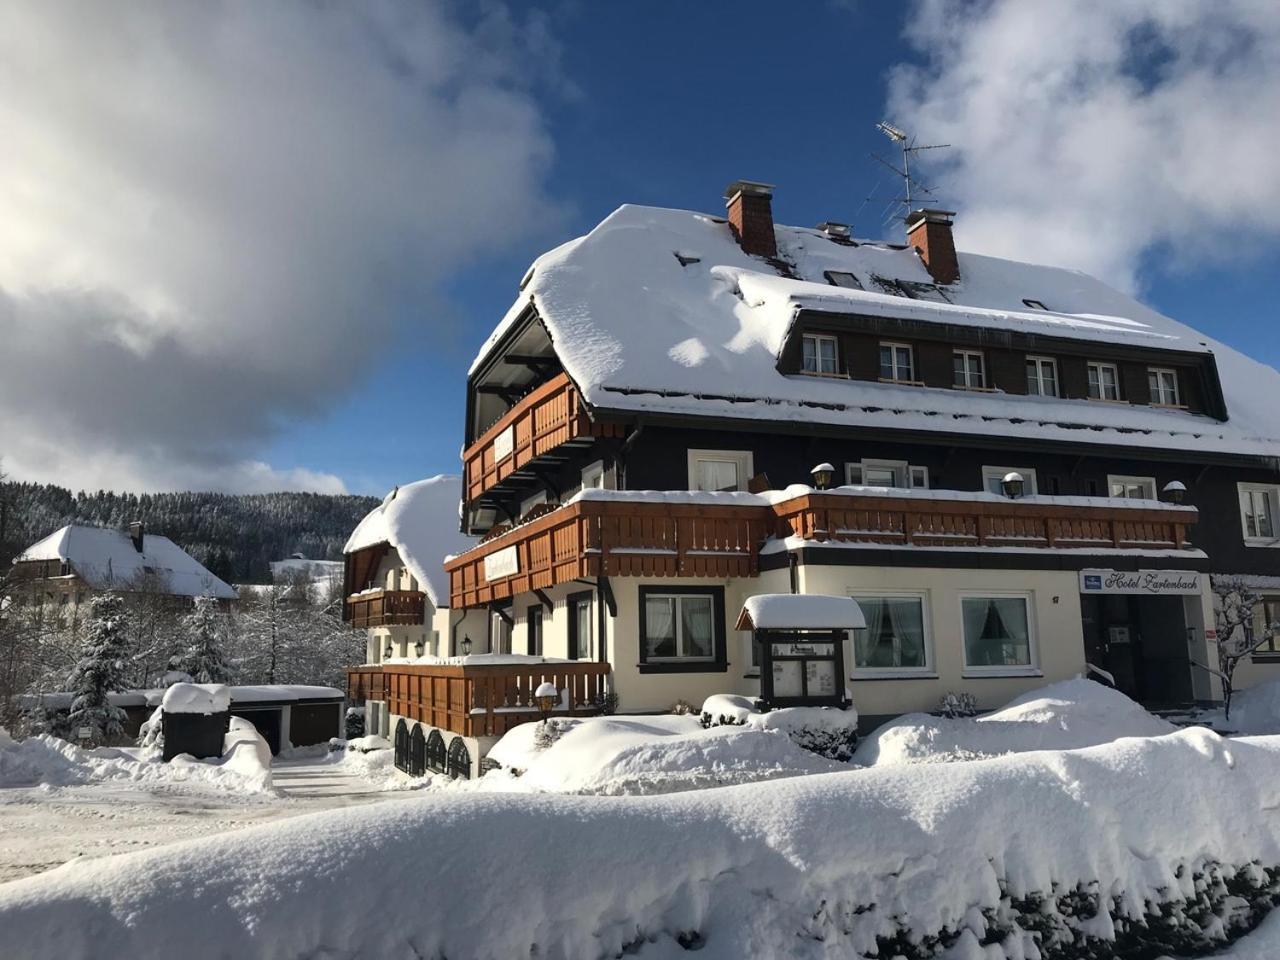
526,606,543,656
1148,367,1181,406
845,460,929,489
1108,475,1157,500
852,595,930,674
688,449,753,492
1025,356,1059,397
567,592,593,660
802,334,839,375
961,595,1037,674
1253,599,1280,657
981,465,1039,495
879,342,915,382
490,610,512,655
953,350,986,389
1087,362,1121,401
638,586,727,673
581,460,605,490
1022,298,1048,310
1239,483,1280,544
824,270,863,290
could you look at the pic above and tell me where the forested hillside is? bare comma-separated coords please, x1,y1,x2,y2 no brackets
0,482,379,584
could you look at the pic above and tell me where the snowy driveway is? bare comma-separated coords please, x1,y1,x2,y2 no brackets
0,753,404,884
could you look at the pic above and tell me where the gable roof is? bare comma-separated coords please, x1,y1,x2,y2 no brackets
344,475,473,608
473,204,1280,459
15,525,237,599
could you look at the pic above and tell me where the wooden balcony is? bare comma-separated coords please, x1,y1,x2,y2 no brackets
446,490,1199,607
463,372,624,503
346,661,611,738
446,497,770,607
344,589,426,628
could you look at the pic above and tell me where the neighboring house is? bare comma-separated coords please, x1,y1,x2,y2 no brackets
269,554,343,585
10,522,236,613
349,182,1280,773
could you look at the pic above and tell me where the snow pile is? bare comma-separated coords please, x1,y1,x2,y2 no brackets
855,678,1175,766
1202,677,1280,735
160,683,230,715
5,730,1280,958
219,717,272,791
484,715,843,795
739,593,865,629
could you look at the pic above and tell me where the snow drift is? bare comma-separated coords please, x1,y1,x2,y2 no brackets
2,729,1280,958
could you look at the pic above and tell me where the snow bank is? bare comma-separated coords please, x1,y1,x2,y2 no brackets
484,715,842,795
1208,677,1280,735
160,683,230,715
219,718,272,791
5,730,1280,959
855,678,1175,766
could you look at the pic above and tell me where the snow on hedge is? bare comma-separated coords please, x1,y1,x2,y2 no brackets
4,729,1280,958
855,678,1176,766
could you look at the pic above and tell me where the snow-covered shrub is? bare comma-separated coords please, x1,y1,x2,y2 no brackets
671,699,695,716
699,693,760,728
533,718,572,751
345,706,365,739
136,705,164,753
746,707,859,761
938,690,979,719
65,593,131,745
593,690,619,715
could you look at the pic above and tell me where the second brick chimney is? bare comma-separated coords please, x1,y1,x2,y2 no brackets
906,208,959,285
724,180,777,259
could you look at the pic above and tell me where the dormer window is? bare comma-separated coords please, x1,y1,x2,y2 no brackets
824,270,863,290
1148,367,1181,406
953,350,987,390
1026,356,1059,397
802,334,839,376
1087,362,1121,401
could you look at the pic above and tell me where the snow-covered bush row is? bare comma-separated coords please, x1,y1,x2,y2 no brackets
855,678,1175,766
4,729,1280,959
699,695,860,760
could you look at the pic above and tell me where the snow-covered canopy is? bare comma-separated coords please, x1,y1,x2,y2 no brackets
474,204,1280,458
344,475,474,608
14,525,236,599
161,683,231,716
737,594,866,631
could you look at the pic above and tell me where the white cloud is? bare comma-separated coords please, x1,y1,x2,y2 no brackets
887,0,1280,291
0,0,562,492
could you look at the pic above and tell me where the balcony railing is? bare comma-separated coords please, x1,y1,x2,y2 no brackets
346,661,611,738
344,589,426,628
463,372,624,503
446,489,1199,607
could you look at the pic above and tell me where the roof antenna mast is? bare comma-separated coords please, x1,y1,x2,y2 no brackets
871,120,950,224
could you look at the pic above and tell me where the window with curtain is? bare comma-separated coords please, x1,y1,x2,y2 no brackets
1087,362,1121,400
802,334,838,375
571,595,593,660
643,594,714,660
961,596,1033,669
853,596,927,670
1239,484,1279,542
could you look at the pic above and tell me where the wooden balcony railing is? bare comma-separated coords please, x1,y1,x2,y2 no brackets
344,589,426,628
346,661,611,738
446,497,770,607
463,372,624,503
446,490,1199,607
347,666,389,702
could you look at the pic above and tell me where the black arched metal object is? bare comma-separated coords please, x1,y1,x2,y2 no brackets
393,719,409,773
426,728,447,773
409,725,426,777
447,736,471,780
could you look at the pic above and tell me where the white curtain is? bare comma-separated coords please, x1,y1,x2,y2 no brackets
886,598,925,667
855,598,887,666
645,597,675,657
681,597,713,658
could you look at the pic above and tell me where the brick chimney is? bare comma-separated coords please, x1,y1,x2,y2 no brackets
906,208,959,285
724,180,777,259
128,520,144,553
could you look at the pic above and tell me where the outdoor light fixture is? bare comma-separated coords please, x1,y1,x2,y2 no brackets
414,638,425,657
1001,471,1025,499
534,681,558,724
810,462,835,491
1163,480,1187,505
460,635,473,657
384,641,394,659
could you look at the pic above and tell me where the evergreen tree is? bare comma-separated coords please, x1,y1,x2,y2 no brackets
65,593,130,744
170,596,234,684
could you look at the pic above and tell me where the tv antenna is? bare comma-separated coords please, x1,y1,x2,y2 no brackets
870,120,950,221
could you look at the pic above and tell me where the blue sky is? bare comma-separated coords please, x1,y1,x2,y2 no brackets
3,1,1278,495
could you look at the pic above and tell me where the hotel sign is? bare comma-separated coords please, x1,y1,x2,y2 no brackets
484,545,519,582
493,426,514,463
1079,569,1203,596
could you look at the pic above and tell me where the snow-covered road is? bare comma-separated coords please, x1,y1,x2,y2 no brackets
0,754,401,884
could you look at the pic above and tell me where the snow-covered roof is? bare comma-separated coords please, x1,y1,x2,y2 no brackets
474,204,1280,458
737,594,867,631
14,525,236,600
344,475,474,608
161,683,231,716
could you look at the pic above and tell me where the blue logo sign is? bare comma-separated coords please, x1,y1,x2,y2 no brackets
1083,575,1103,591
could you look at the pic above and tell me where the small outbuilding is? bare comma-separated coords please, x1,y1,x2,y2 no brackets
736,594,865,709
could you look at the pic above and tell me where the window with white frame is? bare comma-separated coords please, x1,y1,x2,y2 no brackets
641,590,719,663
1025,356,1059,397
846,459,929,489
879,342,915,382
1088,362,1121,401
581,460,605,490
1108,475,1157,500
688,449,753,492
961,595,1036,672
1239,483,1280,543
953,350,986,389
852,594,930,672
981,465,1039,495
802,334,839,375
1148,367,1181,406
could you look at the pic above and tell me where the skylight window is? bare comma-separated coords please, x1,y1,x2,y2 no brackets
1022,299,1048,310
673,251,701,267
868,274,907,297
823,270,863,290
897,280,953,303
